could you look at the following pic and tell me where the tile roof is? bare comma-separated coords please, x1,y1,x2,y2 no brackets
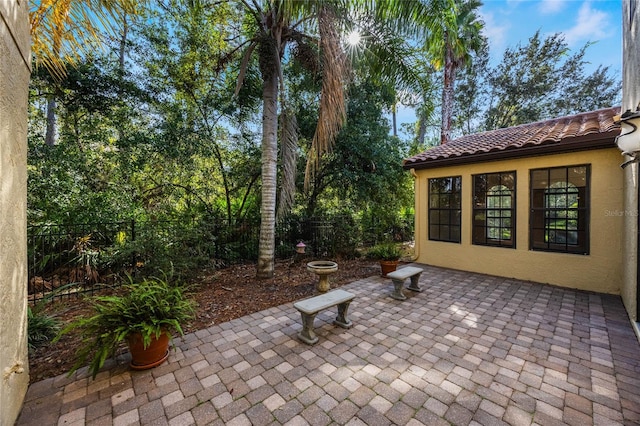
403,106,621,169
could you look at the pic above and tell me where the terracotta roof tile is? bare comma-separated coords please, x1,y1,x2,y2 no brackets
403,107,621,169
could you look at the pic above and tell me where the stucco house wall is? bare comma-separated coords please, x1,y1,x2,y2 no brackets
621,0,640,323
0,0,31,423
411,148,624,294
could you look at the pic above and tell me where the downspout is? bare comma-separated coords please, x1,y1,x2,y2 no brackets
410,168,420,261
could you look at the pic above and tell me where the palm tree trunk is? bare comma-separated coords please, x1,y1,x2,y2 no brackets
392,103,397,137
256,71,279,279
440,46,455,144
416,111,427,146
45,96,56,146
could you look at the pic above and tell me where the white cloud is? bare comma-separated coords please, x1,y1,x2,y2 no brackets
539,0,566,15
479,10,510,56
561,1,611,46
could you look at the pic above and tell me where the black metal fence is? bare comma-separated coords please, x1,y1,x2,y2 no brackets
27,214,413,303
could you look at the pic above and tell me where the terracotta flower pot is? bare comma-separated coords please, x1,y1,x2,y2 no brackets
127,332,170,370
380,260,399,277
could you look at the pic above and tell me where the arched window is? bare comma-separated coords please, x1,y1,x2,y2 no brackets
530,165,589,254
473,172,516,247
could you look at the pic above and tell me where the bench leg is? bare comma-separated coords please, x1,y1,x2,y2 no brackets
333,301,353,329
407,273,423,292
390,279,407,300
298,312,319,345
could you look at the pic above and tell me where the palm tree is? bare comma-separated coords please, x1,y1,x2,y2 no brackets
232,0,438,278
427,0,484,144
232,1,345,278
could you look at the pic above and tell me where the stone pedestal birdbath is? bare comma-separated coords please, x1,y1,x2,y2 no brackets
306,260,338,292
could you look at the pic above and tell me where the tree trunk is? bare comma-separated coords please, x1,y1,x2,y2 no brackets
256,71,279,279
45,96,56,146
391,103,397,137
440,45,456,145
416,110,427,146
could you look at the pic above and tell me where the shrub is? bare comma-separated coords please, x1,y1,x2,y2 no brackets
28,307,60,353
366,243,402,261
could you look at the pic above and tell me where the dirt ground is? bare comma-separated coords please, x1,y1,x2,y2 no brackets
29,257,382,382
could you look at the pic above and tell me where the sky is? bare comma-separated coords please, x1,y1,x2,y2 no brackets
395,0,623,137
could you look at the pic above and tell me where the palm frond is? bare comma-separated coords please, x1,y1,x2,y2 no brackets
30,0,143,79
235,41,258,96
304,5,349,191
353,0,442,39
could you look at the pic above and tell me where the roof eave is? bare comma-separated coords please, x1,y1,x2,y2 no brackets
402,132,618,171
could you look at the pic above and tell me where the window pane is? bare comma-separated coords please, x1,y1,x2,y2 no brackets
451,211,461,225
451,226,460,241
531,170,548,190
568,166,587,188
487,174,501,188
429,225,440,240
452,193,461,208
550,167,566,185
474,175,487,194
441,225,450,240
453,177,461,191
429,210,440,224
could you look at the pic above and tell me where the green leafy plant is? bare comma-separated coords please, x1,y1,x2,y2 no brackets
56,275,195,378
27,307,60,353
366,243,402,261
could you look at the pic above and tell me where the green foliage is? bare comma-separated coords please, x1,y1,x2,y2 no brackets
366,243,402,261
453,31,621,134
27,307,60,353
296,75,413,220
56,275,195,379
28,2,424,277
118,221,219,278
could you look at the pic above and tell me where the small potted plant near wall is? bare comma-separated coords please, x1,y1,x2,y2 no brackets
367,242,402,277
57,275,195,379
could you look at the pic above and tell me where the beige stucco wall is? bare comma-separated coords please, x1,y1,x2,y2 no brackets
0,0,31,424
620,0,640,322
412,148,624,294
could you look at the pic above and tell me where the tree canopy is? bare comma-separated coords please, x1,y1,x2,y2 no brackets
27,1,621,279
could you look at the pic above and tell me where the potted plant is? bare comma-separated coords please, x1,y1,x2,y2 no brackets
57,275,195,379
367,243,402,277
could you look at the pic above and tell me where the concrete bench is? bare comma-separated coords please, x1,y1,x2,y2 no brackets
293,289,355,345
385,266,423,300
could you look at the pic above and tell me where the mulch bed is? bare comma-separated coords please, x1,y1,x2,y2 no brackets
29,257,381,381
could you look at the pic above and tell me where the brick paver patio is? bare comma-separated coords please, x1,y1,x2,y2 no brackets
17,265,640,425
